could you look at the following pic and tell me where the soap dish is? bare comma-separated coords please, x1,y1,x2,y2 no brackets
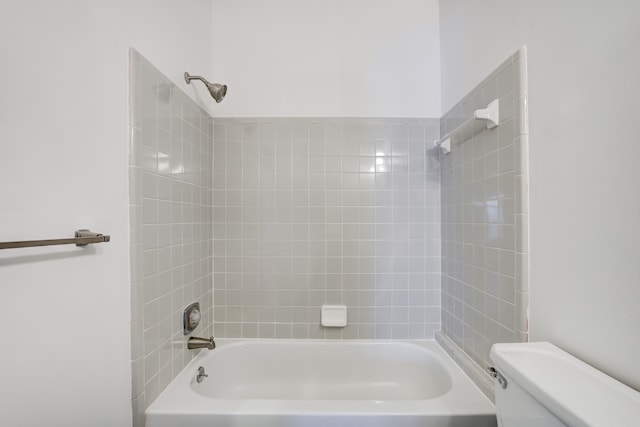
321,305,347,327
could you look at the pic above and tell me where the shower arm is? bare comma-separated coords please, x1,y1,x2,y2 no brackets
184,73,211,86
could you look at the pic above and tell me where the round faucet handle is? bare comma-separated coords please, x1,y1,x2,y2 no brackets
189,309,202,329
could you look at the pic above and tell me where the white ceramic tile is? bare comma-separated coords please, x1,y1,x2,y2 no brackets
129,51,213,410
439,50,529,380
213,118,439,340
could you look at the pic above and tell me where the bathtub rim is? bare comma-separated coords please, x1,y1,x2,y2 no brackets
146,339,495,418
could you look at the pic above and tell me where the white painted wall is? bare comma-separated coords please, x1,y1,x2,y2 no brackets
0,2,212,426
440,0,640,391
210,0,441,118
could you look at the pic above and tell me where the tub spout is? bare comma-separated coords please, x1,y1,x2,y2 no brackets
188,336,215,350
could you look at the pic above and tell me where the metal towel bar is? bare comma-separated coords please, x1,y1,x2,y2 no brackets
0,229,111,250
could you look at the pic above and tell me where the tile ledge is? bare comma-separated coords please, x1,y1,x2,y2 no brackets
435,330,495,402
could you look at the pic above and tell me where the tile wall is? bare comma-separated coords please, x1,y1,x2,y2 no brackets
128,49,214,425
127,46,528,411
212,118,441,340
436,48,530,384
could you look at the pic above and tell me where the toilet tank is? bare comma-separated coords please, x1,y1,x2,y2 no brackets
490,342,640,427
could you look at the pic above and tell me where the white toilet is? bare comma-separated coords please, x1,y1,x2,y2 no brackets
490,342,640,427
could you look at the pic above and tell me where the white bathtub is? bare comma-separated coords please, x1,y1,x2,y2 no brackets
146,340,496,427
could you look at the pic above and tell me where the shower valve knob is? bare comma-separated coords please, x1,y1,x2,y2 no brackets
189,309,201,329
183,302,201,335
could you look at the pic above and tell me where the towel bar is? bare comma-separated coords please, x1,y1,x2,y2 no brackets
0,229,110,250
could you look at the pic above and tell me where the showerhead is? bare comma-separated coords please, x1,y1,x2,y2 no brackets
206,83,227,103
184,72,227,103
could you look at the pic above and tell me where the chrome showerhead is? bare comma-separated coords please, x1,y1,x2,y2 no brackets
184,72,227,103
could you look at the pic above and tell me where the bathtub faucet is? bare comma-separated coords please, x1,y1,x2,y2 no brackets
188,336,216,350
